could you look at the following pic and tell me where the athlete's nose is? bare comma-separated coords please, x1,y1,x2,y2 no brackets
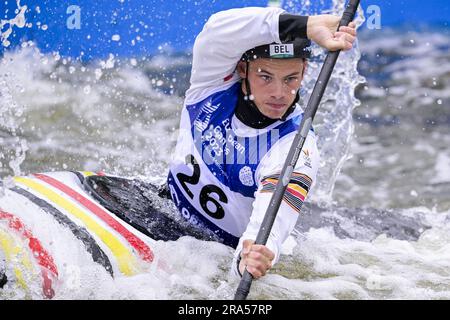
269,80,286,100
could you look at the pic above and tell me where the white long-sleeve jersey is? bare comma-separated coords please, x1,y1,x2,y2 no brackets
166,7,319,276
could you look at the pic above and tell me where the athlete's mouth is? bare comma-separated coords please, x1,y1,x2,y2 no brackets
266,103,286,110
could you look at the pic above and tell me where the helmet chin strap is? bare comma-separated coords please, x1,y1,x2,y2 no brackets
244,61,252,100
243,60,299,122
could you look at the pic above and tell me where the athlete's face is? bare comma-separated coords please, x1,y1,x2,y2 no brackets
238,58,306,119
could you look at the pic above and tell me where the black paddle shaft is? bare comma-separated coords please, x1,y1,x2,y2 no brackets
234,0,360,301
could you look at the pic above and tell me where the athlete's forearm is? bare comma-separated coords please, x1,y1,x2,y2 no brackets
231,129,320,278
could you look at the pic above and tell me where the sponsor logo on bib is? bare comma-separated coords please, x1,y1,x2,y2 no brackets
239,166,254,187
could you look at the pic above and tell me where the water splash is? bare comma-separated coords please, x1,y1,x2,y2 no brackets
289,0,366,203
0,74,29,194
0,0,28,47
1,0,29,193
0,44,183,181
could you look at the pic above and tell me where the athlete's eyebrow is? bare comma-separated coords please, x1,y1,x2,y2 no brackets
256,68,273,75
257,68,301,77
284,71,301,77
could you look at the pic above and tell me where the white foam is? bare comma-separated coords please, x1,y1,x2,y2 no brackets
430,152,450,184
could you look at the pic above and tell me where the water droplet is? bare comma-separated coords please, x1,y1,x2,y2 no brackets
437,99,442,105
83,85,91,95
95,69,103,80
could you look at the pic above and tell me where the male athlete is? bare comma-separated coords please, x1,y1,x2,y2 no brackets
167,7,357,278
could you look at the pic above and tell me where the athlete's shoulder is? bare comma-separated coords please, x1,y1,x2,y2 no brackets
185,80,241,106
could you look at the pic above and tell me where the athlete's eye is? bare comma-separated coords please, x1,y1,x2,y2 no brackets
260,75,271,82
285,76,299,84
